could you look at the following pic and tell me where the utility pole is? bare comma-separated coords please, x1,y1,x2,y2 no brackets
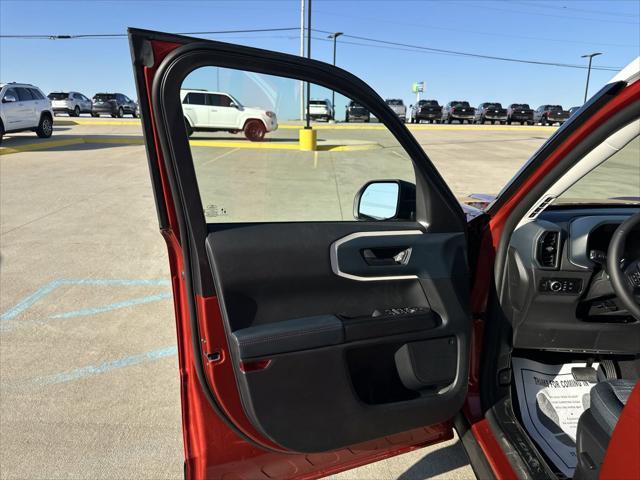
300,0,305,121
305,0,312,129
581,52,602,104
328,32,343,115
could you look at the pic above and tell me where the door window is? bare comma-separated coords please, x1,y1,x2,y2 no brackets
181,66,416,223
3,87,18,101
16,88,34,101
29,89,44,100
184,92,206,105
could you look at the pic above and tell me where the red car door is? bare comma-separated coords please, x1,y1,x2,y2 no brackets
130,29,475,479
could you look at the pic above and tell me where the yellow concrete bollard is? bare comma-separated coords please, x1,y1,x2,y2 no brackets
299,128,317,151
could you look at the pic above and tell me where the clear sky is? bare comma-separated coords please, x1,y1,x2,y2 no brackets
1,0,639,110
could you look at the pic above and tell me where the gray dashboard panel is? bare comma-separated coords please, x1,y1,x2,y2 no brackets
568,215,630,269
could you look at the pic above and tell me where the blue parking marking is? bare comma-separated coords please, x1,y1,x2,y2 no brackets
50,293,172,319
0,280,61,321
37,346,178,385
0,278,171,323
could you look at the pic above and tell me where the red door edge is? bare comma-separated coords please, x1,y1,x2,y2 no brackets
601,383,640,480
471,420,517,480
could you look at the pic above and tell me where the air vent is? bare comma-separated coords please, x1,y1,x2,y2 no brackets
528,196,555,219
537,231,560,268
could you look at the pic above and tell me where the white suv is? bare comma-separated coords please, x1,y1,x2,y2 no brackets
0,83,54,144
48,91,92,117
180,90,277,141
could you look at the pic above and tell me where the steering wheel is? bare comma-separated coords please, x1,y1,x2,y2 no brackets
607,212,640,321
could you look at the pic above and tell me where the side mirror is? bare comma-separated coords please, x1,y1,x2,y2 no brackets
230,102,239,109
354,180,416,221
3,94,17,103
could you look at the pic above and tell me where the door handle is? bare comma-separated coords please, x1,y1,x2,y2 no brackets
362,247,412,266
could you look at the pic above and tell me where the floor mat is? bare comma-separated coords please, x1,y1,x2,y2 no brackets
512,358,598,478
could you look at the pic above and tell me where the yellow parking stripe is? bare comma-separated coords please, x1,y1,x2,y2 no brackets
1,136,380,155
0,138,85,154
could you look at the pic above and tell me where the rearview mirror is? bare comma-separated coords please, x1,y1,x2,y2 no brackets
3,94,17,103
354,180,416,221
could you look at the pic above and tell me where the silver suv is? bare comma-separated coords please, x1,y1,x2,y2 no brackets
48,91,92,117
0,83,53,144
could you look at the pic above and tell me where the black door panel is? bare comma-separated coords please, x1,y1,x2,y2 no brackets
205,222,470,452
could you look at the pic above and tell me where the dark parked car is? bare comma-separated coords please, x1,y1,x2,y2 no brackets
569,106,581,116
474,102,507,124
442,101,475,124
91,93,139,118
533,104,570,125
345,101,370,122
410,100,442,124
507,103,534,125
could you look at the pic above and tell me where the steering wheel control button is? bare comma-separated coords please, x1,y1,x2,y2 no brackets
539,278,583,294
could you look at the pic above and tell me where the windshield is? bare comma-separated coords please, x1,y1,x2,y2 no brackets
451,101,470,107
310,100,327,105
48,92,69,100
512,104,530,109
419,100,438,106
386,99,403,106
485,103,502,109
548,105,562,110
554,136,640,206
94,94,115,101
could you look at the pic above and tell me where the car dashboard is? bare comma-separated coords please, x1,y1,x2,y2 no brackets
503,207,640,355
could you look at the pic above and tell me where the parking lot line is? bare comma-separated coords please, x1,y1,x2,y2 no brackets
36,345,178,385
49,292,172,319
0,278,171,322
0,136,380,155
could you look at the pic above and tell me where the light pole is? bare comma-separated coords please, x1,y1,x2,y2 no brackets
581,52,602,104
328,32,343,116
305,0,312,129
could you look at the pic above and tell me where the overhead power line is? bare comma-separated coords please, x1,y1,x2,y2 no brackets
0,27,302,39
328,32,621,71
1,26,622,71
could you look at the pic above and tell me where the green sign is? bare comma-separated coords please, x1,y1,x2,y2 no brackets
412,81,424,93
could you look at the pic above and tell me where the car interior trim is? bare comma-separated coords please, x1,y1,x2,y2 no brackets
330,230,424,281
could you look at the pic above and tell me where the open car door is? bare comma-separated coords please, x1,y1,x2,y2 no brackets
129,29,474,479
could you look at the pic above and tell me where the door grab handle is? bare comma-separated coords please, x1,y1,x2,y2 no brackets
362,247,412,266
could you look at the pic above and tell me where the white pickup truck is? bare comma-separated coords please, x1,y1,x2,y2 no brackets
308,99,334,122
180,89,277,141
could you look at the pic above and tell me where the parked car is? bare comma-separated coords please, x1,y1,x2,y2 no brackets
345,101,370,122
442,100,475,124
181,89,277,141
533,104,570,125
569,106,581,116
91,93,139,118
507,103,534,125
385,99,407,122
48,91,92,117
474,102,508,124
132,31,640,480
0,82,53,144
308,99,334,122
410,99,442,124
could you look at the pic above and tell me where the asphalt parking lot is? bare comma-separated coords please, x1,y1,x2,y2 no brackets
0,118,556,480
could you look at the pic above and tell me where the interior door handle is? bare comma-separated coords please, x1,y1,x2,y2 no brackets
362,247,412,266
